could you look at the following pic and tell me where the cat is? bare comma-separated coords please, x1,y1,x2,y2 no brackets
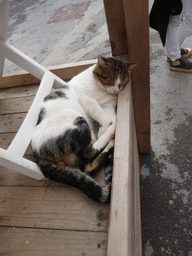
31,56,137,204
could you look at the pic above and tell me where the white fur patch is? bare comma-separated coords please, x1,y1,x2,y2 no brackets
106,76,122,94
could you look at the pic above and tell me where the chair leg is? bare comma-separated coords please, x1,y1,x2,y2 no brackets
0,0,9,82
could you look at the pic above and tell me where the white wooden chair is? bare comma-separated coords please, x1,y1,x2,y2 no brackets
0,0,67,180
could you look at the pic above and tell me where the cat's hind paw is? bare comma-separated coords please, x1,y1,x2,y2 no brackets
104,165,113,185
103,147,114,185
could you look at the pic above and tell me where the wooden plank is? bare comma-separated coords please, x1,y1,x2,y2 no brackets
103,0,128,56
0,132,33,156
123,0,150,153
0,96,34,114
0,160,107,187
133,125,142,255
0,84,38,100
1,59,97,88
0,132,16,150
0,165,65,187
0,113,26,133
107,81,142,255
0,227,107,256
0,186,110,231
0,166,53,187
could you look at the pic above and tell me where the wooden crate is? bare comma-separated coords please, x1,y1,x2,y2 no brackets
0,0,150,254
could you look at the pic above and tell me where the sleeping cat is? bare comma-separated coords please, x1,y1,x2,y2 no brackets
31,56,136,204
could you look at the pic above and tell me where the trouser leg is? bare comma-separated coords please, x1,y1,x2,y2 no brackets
178,0,192,47
165,14,181,61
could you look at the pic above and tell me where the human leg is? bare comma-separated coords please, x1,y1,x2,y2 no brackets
165,14,182,61
166,1,192,72
178,0,192,47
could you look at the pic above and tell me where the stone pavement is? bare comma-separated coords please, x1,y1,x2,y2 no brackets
4,0,111,73
3,0,192,255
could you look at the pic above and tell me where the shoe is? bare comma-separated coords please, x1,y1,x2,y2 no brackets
167,48,192,62
170,56,192,72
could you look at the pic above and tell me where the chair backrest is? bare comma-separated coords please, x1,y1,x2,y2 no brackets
0,0,67,180
0,0,9,82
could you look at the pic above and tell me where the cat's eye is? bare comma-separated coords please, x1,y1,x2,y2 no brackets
119,83,124,89
100,75,108,80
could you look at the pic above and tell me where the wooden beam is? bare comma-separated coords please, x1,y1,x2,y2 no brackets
123,0,150,154
103,0,128,56
107,80,142,256
103,0,150,154
0,59,97,88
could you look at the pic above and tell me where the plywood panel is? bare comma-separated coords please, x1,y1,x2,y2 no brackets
0,227,107,256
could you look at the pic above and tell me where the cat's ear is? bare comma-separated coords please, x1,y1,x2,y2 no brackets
97,55,111,67
127,62,138,71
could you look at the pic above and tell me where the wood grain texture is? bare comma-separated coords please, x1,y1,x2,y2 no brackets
103,0,150,153
107,81,142,256
0,84,38,99
0,113,26,133
0,186,109,231
0,96,34,114
123,0,150,154
103,0,128,56
0,227,107,256
1,60,97,88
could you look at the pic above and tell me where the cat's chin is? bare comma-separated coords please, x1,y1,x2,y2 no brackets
106,89,121,95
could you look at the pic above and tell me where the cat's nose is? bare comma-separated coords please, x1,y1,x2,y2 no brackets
113,89,118,94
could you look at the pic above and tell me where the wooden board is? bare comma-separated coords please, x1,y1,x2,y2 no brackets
107,80,142,255
0,186,109,231
1,60,97,88
0,227,107,256
0,96,34,114
123,0,150,154
0,84,38,99
0,113,26,133
103,0,128,56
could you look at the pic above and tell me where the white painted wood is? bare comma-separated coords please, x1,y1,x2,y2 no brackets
7,72,54,158
0,40,67,89
0,0,67,180
0,148,44,179
0,0,9,81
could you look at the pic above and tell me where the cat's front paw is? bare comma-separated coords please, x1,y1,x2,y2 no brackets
98,121,114,138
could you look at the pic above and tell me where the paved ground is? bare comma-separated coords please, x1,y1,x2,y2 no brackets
3,0,192,255
4,0,111,73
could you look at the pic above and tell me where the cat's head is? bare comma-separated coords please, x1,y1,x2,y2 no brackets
93,55,137,94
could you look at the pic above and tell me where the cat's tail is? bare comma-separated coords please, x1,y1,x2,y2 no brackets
39,162,111,204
